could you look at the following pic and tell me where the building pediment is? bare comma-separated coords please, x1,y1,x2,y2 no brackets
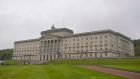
40,33,61,39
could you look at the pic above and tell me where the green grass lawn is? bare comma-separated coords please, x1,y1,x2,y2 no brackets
0,65,126,79
46,59,140,71
0,59,139,79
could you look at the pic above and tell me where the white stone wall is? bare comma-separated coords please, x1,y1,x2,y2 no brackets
13,29,134,62
13,40,40,61
61,33,110,53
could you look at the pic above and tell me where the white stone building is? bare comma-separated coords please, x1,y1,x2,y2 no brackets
12,26,134,61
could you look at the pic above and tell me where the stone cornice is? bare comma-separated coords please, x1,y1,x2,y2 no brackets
14,38,39,44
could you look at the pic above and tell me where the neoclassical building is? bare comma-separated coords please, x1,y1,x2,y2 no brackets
12,26,134,62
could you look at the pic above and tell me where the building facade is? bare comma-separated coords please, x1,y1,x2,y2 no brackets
12,26,134,62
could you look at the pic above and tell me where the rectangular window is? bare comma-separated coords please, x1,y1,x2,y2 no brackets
95,37,97,39
77,38,79,41
105,53,107,56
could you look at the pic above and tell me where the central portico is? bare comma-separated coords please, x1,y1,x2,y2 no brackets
39,26,74,61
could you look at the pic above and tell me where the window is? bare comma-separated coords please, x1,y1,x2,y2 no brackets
86,42,88,45
55,40,57,43
77,43,79,46
95,48,97,50
86,49,88,51
77,38,79,41
100,36,102,39
95,53,97,57
90,42,92,44
99,41,102,44
90,49,92,51
90,53,92,57
95,37,97,39
94,45,97,47
73,43,75,46
85,53,88,57
100,48,102,50
111,44,114,47
105,53,107,56
100,54,102,57
51,40,53,43
105,44,108,47
91,37,93,40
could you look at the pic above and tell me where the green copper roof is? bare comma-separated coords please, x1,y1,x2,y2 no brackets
41,28,74,34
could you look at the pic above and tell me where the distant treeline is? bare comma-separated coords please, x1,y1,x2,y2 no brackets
134,39,140,56
0,49,13,60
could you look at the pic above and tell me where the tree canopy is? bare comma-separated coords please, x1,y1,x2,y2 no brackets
134,39,140,56
0,49,13,60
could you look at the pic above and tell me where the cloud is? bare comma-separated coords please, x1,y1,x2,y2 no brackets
0,0,140,49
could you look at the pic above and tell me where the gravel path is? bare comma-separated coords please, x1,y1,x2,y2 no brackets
78,65,140,79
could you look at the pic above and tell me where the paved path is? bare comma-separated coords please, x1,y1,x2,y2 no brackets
78,65,140,79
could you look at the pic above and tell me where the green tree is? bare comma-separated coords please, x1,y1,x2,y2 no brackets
134,39,140,56
0,49,13,60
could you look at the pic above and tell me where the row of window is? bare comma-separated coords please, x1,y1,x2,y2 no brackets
64,44,109,47
15,43,39,47
15,47,39,51
63,40,108,46
63,48,108,52
63,36,108,42
63,53,108,58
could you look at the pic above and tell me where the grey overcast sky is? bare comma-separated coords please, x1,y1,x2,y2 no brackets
0,0,140,49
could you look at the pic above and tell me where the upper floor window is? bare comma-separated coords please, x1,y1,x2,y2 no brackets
73,43,75,46
77,38,79,41
86,42,88,45
111,44,114,47
77,43,79,46
95,37,97,39
91,37,93,40
90,42,92,44
100,41,102,44
100,48,102,50
105,36,108,38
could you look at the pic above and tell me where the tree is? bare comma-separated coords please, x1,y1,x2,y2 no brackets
134,39,140,56
0,49,13,60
